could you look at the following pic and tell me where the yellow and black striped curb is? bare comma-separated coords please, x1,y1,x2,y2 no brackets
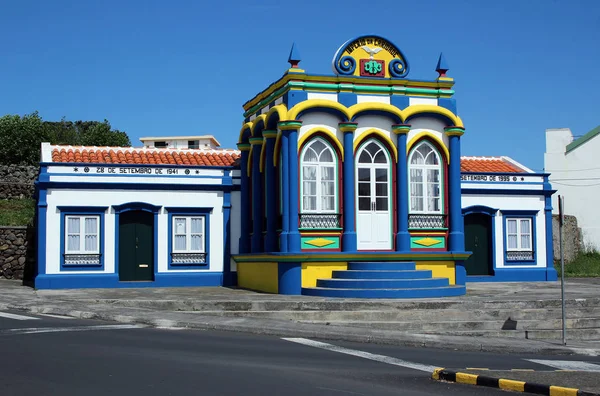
432,368,600,396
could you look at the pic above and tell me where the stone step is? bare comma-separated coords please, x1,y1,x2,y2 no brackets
332,270,433,279
316,278,449,289
301,286,466,299
347,262,417,271
186,308,600,322
292,318,600,332
420,328,600,341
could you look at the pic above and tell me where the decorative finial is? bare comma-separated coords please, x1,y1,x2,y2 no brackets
288,42,301,68
435,53,449,77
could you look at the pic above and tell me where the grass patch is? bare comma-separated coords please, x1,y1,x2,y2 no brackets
0,198,35,226
555,251,600,277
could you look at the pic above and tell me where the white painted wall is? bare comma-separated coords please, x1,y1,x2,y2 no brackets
353,115,394,146
544,128,600,250
462,194,547,268
298,113,343,145
45,188,226,275
407,118,449,151
306,92,338,102
356,95,390,104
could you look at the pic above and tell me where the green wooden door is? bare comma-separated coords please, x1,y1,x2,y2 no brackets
464,213,492,276
118,210,154,281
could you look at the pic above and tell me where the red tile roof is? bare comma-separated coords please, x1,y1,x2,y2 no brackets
51,146,240,167
460,156,524,173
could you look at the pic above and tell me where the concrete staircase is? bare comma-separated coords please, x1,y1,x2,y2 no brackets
301,262,466,299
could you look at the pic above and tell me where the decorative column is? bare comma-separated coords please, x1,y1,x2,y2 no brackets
237,143,251,253
249,137,264,253
279,129,289,252
339,122,358,252
444,126,465,252
279,121,302,253
392,124,411,252
263,130,278,252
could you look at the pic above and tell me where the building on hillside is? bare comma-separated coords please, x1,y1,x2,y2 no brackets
544,126,600,252
140,135,221,150
33,34,557,295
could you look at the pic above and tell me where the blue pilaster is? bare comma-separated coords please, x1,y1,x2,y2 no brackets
339,123,357,251
445,127,465,252
222,179,233,286
279,130,289,252
280,121,302,253
237,145,251,253
263,130,278,252
393,124,411,251
35,184,48,280
249,138,264,252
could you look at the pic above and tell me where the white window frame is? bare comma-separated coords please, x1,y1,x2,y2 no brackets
300,138,338,214
172,216,206,253
64,215,100,254
408,142,443,214
506,217,533,252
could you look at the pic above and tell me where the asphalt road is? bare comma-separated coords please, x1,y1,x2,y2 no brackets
0,309,599,396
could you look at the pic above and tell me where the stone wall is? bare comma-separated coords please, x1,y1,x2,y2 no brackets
0,226,36,280
0,165,38,199
552,214,582,264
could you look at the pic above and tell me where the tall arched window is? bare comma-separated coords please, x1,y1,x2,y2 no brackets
301,137,337,213
408,141,442,214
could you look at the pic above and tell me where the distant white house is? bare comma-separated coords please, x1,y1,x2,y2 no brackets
139,135,221,150
544,125,600,251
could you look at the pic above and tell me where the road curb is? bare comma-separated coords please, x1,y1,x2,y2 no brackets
432,368,600,396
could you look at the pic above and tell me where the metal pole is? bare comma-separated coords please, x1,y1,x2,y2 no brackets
559,195,566,345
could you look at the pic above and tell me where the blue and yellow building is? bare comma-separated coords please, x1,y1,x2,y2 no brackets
234,35,473,298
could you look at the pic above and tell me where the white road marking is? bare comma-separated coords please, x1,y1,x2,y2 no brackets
282,337,438,373
0,324,145,335
38,314,75,320
526,359,600,372
0,312,40,321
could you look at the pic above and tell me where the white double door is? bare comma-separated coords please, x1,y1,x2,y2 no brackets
356,143,392,250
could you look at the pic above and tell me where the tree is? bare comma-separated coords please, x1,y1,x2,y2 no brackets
0,112,132,165
0,112,48,165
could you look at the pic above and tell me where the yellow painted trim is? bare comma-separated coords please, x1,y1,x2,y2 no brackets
402,104,464,128
455,373,478,385
301,262,347,288
300,232,341,236
237,262,278,294
288,99,350,121
413,237,442,247
251,114,267,137
354,128,398,162
298,127,344,161
416,261,455,285
265,104,288,129
498,379,525,392
549,386,579,396
238,122,253,144
431,368,444,380
406,131,450,164
411,232,447,236
348,102,404,123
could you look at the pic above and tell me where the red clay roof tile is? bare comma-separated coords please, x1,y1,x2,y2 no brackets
460,157,523,173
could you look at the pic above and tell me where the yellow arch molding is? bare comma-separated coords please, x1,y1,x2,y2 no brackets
287,99,350,121
264,104,288,129
251,114,267,137
348,102,404,123
238,122,253,144
402,104,464,128
297,128,344,161
406,131,450,164
353,129,398,162
247,149,253,176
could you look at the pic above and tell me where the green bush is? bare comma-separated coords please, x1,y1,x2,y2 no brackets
555,251,600,277
0,199,35,226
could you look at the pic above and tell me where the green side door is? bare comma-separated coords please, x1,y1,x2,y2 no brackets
464,213,492,276
118,210,154,281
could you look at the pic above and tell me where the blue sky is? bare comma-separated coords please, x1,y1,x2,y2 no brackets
1,0,598,172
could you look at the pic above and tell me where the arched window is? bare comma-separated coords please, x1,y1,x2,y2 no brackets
301,137,337,213
408,141,442,214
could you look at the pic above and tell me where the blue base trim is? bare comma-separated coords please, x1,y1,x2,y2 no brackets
341,232,357,252
467,268,558,282
395,231,411,252
317,278,449,288
332,269,432,279
455,260,466,286
302,285,466,299
34,273,223,289
278,262,301,295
